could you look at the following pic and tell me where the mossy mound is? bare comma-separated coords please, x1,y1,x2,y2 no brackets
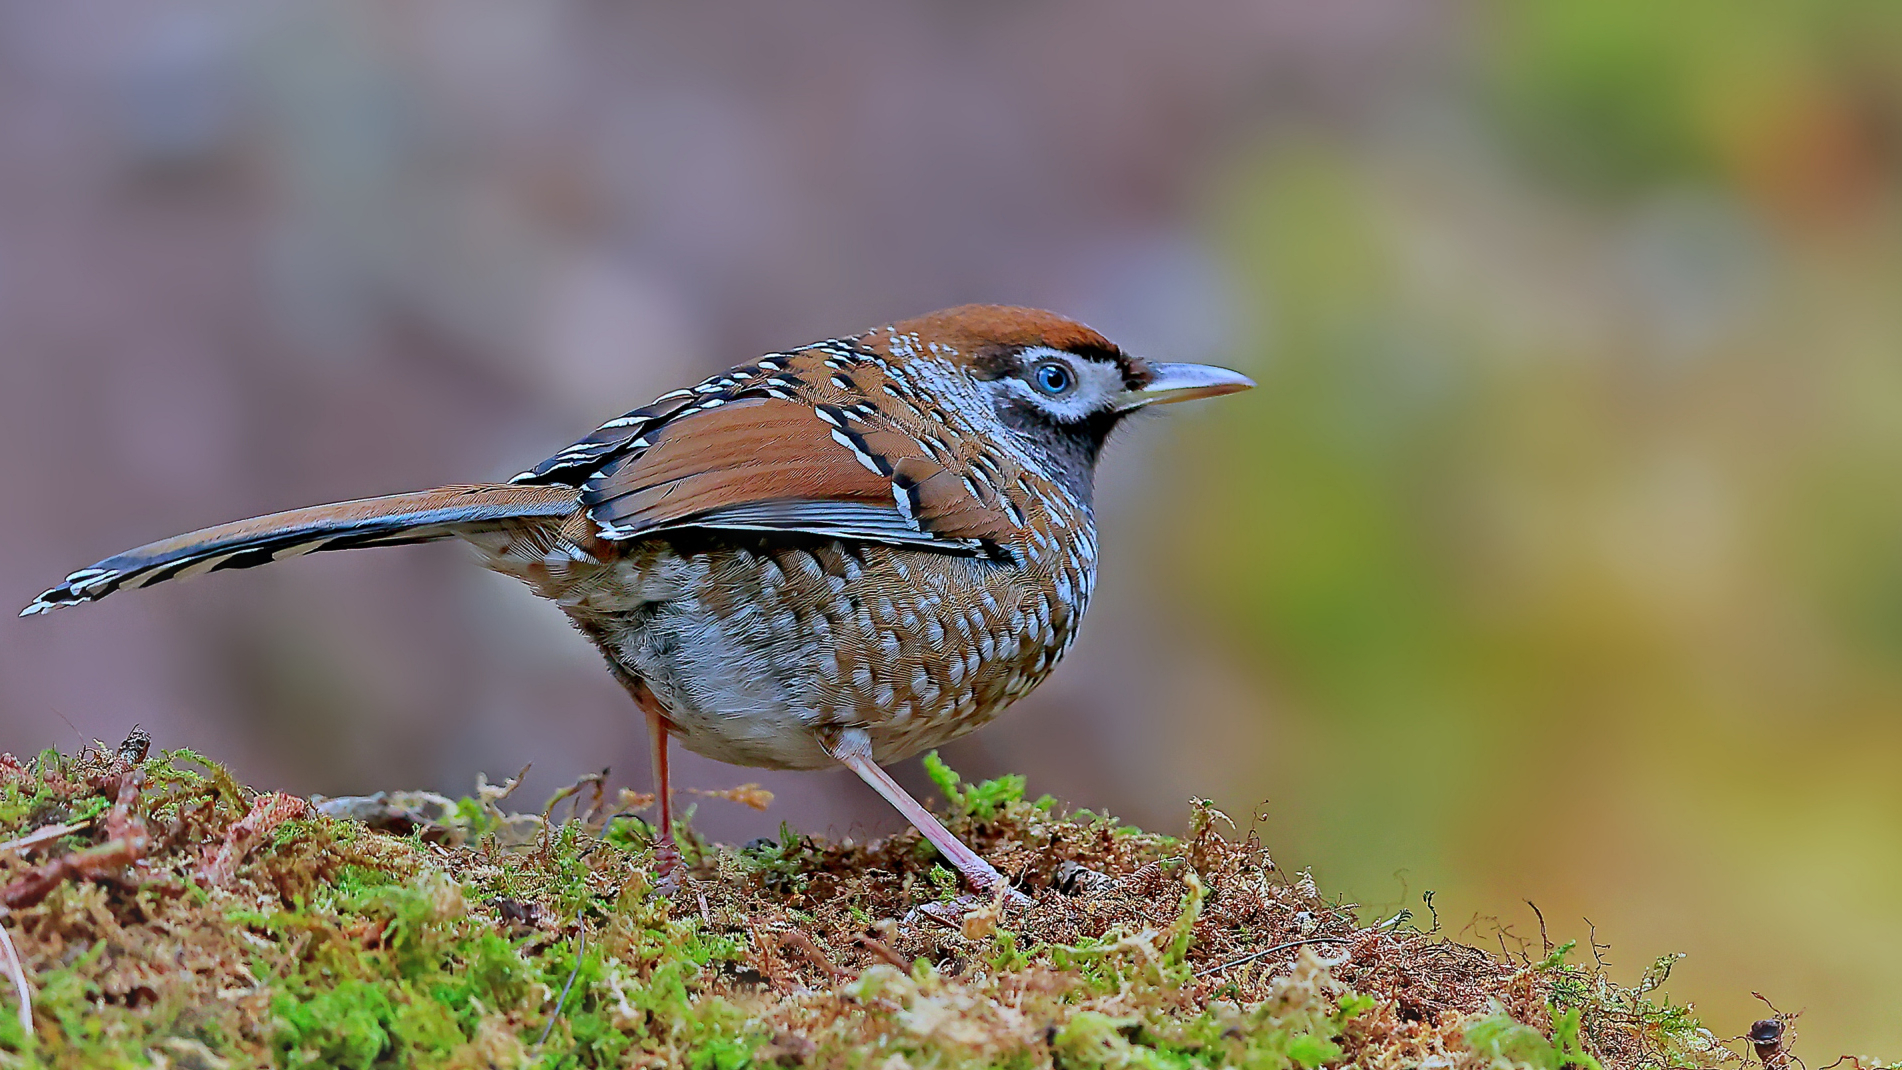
0,734,1757,1068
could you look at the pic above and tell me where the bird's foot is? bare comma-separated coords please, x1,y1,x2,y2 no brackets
990,883,1033,910
953,858,1032,910
651,840,685,894
903,879,1031,933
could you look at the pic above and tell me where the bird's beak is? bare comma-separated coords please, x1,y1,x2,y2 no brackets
1116,362,1256,410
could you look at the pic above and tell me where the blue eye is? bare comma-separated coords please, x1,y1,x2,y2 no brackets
1032,362,1074,396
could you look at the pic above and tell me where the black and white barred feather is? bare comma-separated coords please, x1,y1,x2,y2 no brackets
21,484,577,616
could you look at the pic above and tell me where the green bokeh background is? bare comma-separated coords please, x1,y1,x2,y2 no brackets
1150,0,1902,1050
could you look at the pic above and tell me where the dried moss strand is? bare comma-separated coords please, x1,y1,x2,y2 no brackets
0,914,29,1035
1193,935,1354,978
535,919,587,1048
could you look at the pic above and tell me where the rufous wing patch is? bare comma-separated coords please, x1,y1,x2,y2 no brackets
579,397,1014,550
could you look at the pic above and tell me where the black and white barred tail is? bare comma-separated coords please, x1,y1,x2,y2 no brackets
21,484,579,616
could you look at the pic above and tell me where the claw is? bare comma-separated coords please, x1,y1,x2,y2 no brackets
652,840,685,894
902,885,1031,933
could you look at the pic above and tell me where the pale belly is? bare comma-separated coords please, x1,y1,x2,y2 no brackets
475,533,1092,770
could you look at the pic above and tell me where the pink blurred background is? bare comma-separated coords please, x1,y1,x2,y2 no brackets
5,0,1902,1053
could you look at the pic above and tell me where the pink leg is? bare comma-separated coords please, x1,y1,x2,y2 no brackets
643,705,683,884
612,669,683,886
823,730,1025,904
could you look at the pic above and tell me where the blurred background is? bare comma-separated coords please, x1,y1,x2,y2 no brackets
4,0,1901,1052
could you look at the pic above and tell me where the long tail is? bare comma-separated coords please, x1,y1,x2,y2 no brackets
22,483,579,616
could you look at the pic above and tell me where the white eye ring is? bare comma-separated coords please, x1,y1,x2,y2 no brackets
1031,361,1075,396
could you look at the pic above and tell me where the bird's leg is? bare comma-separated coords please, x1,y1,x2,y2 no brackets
643,704,683,886
611,669,683,886
822,729,1028,906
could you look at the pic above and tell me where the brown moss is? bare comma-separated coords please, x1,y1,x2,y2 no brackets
0,736,1788,1068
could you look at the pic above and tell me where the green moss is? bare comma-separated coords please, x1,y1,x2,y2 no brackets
0,741,1775,1069
923,750,1025,823
1465,1005,1602,1070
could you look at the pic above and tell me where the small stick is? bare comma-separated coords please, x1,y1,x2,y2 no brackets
748,923,795,993
541,771,609,828
579,769,612,826
479,764,532,808
778,931,849,982
855,934,912,972
684,784,775,811
0,821,89,856
2,770,151,910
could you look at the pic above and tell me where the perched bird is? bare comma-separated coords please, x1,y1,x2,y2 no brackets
24,305,1252,898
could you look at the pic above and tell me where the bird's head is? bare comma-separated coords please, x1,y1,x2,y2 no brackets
878,304,1254,501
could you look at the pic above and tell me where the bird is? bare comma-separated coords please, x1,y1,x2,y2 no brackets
23,304,1252,899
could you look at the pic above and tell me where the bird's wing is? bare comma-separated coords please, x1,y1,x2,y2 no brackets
569,394,1017,551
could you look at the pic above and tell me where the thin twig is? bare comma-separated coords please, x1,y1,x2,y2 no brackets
536,922,587,1048
540,771,609,829
578,769,612,826
0,913,31,1035
1586,918,1610,971
1527,899,1551,955
537,771,609,855
0,821,89,856
1193,936,1352,978
855,934,912,972
683,784,774,811
748,922,794,994
3,771,151,911
477,764,532,815
779,931,850,982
